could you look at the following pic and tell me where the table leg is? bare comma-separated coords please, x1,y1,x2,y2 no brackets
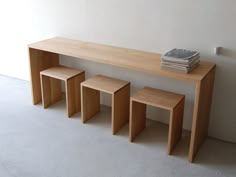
29,48,59,104
189,67,216,162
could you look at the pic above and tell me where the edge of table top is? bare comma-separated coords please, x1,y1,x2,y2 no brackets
28,37,216,82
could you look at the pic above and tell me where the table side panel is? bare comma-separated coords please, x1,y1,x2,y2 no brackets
189,66,216,162
29,48,59,104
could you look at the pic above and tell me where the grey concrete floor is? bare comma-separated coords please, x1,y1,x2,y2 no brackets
0,75,235,177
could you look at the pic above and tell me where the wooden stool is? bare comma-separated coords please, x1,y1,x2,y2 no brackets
40,65,85,117
81,75,130,134
129,87,185,155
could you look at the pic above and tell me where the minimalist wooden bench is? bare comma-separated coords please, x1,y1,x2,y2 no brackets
129,87,185,155
40,65,85,117
81,75,130,134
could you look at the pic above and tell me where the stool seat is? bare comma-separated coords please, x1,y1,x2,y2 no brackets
40,65,84,81
130,87,185,155
81,74,129,94
40,65,85,117
131,87,184,111
81,75,130,134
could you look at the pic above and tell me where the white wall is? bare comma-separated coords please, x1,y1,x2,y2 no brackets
0,0,235,142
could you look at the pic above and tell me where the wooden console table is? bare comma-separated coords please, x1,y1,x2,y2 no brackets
28,37,216,162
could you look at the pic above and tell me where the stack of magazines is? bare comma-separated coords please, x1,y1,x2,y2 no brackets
161,48,200,73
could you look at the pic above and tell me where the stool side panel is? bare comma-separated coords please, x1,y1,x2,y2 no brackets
168,98,185,154
112,84,130,134
129,100,146,142
40,75,62,108
66,73,85,117
81,86,100,123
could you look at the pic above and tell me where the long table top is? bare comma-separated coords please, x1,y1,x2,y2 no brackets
28,37,216,82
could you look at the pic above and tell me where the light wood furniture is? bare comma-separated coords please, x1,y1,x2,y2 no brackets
129,87,185,155
28,37,216,162
81,75,130,134
40,65,85,117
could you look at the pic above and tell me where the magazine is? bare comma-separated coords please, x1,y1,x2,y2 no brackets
161,48,199,63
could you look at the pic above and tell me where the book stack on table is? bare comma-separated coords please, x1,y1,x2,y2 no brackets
161,49,200,73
